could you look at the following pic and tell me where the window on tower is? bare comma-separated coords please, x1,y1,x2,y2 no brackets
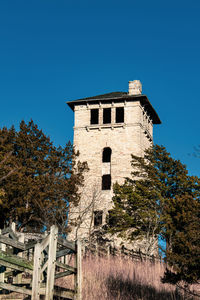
102,174,111,190
102,147,112,163
106,210,116,227
90,109,99,125
103,108,111,124
94,210,103,227
116,107,124,123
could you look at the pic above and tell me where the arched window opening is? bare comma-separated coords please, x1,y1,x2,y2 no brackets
102,147,112,163
102,174,111,190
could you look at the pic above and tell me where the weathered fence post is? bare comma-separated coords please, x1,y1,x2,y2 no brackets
0,229,5,285
45,225,58,300
82,242,85,257
11,222,16,233
75,239,82,300
32,243,42,300
107,245,110,258
95,242,98,257
15,233,25,284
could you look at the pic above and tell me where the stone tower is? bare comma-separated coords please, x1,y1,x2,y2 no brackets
67,80,161,246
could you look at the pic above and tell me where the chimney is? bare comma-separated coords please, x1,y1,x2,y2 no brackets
128,80,142,95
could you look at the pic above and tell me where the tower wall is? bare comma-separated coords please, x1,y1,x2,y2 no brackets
69,99,153,241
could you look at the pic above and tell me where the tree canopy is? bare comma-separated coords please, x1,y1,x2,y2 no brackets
108,145,200,285
0,120,88,233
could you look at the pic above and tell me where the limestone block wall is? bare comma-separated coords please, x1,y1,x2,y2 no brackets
68,99,153,242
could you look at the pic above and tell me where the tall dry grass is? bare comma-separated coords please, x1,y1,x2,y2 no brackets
82,256,180,300
57,255,199,300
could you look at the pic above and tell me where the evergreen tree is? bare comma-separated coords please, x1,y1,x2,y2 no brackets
162,193,200,284
108,145,200,284
0,126,17,207
0,120,88,233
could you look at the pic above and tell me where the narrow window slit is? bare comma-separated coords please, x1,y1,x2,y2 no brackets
107,210,115,227
102,174,111,190
94,210,103,227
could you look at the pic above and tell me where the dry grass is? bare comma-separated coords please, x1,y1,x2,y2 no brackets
57,255,199,300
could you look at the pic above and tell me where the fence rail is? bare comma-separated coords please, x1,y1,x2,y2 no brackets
82,241,162,263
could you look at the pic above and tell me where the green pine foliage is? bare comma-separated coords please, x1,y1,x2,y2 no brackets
162,193,200,285
108,145,200,285
0,120,88,233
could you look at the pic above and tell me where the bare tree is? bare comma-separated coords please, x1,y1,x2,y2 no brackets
68,179,102,244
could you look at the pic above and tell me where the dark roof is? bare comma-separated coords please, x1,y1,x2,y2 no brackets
67,92,161,124
77,91,127,100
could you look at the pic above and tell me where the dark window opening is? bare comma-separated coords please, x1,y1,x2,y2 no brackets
116,107,124,123
102,174,111,190
103,108,111,124
91,109,99,125
102,147,112,163
107,210,115,227
94,210,103,227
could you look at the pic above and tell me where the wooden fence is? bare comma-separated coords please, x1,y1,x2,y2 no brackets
82,241,162,263
0,224,82,300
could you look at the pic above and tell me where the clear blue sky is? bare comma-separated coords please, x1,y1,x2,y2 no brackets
0,0,200,176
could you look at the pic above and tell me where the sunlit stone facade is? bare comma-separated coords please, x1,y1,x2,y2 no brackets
67,81,161,253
